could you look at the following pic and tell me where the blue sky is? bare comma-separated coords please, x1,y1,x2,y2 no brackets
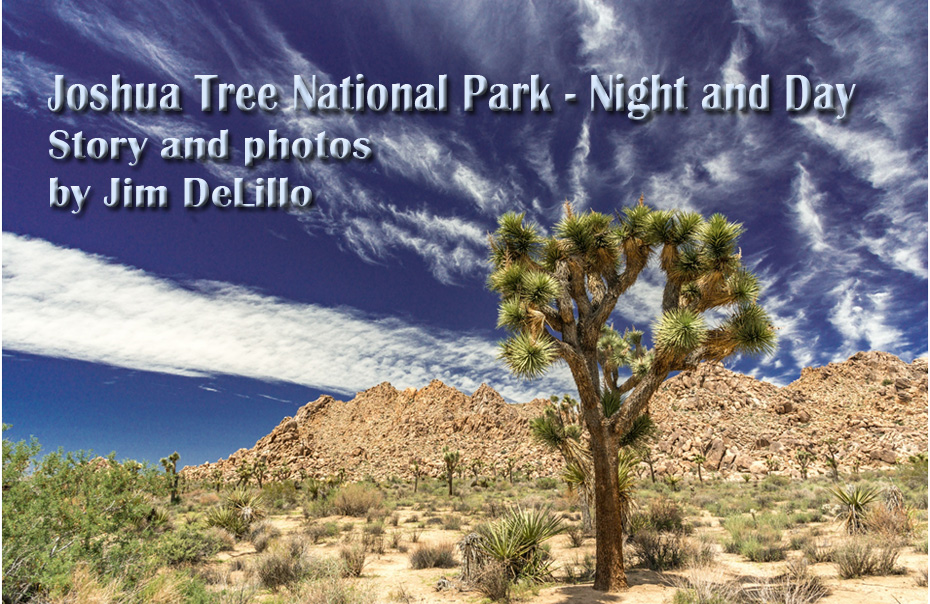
3,0,927,466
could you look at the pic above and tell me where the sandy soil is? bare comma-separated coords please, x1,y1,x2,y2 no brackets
210,508,928,604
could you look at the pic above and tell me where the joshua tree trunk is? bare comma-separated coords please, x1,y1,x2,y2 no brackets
589,428,626,590
446,469,454,496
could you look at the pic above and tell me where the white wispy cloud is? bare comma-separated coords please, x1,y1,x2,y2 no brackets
828,279,903,358
790,163,828,252
569,118,592,207
2,233,573,401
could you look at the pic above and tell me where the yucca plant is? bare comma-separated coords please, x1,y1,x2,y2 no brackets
830,484,879,534
488,200,775,592
476,507,565,582
207,487,266,538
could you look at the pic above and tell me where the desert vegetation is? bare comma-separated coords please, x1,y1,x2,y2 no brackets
3,421,927,604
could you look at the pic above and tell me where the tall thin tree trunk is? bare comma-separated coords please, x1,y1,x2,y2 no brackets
590,430,627,591
579,483,594,533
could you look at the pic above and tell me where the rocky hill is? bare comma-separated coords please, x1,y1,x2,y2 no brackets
183,351,928,483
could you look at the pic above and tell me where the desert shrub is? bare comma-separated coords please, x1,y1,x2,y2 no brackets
442,514,463,531
2,432,169,603
834,537,904,579
473,562,511,602
253,537,310,590
916,566,928,587
567,526,586,548
340,544,367,577
133,568,214,604
629,529,692,571
409,542,458,569
306,521,339,544
204,526,237,552
332,483,383,517
723,515,786,562
262,481,301,511
249,521,280,553
562,553,596,584
408,528,422,543
362,531,385,555
296,575,376,604
363,521,384,536
535,477,558,490
913,535,929,554
671,566,742,604
156,526,231,565
867,503,914,537
790,512,813,525
748,558,829,604
647,497,688,533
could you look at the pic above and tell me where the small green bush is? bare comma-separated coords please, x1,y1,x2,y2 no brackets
157,527,229,565
535,477,558,490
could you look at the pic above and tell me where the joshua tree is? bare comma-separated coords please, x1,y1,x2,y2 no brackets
272,465,290,483
504,456,518,484
795,449,814,480
639,445,657,484
443,447,460,496
470,458,485,483
253,456,269,488
210,467,224,492
823,439,840,481
487,202,775,591
236,460,253,487
765,456,780,473
410,457,423,494
693,454,706,483
160,451,181,505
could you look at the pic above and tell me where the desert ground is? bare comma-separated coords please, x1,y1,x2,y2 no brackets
69,464,926,604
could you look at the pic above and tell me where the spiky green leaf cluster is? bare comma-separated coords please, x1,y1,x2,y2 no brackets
654,309,708,355
618,414,656,449
722,303,777,357
476,507,565,581
556,209,620,271
498,332,557,378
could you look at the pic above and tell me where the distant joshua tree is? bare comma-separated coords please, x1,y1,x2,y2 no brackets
504,456,518,485
236,460,253,488
442,447,460,496
410,457,423,493
210,467,224,492
795,449,814,480
469,458,485,483
693,454,706,483
253,456,269,488
160,451,181,504
823,439,840,481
